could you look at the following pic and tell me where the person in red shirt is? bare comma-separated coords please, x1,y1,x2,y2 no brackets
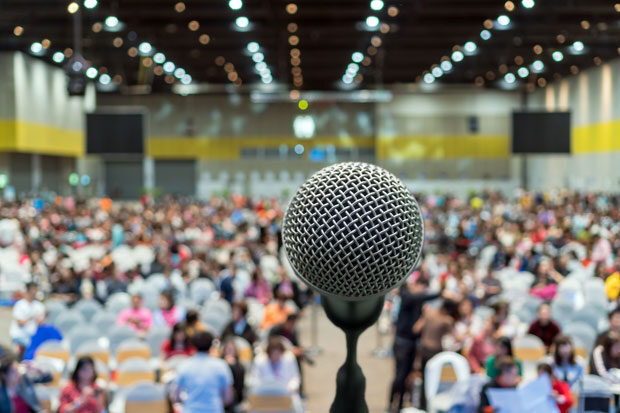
538,363,573,413
528,304,560,348
59,356,106,413
160,322,196,360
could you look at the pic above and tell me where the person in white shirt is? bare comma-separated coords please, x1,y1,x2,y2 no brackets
250,336,300,394
10,282,45,349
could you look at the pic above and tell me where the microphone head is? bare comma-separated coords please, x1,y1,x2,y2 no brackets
282,162,424,300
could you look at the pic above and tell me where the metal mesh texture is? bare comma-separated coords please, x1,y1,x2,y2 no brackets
282,162,424,299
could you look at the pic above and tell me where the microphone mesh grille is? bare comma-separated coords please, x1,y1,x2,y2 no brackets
283,162,424,299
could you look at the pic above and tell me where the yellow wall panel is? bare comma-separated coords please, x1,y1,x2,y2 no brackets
0,119,83,157
376,135,510,160
572,120,620,154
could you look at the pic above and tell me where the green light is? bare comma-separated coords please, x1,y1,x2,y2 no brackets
69,173,79,186
298,99,309,110
0,174,7,189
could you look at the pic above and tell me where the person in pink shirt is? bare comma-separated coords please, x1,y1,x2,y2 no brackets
244,269,273,305
116,292,152,337
153,290,184,328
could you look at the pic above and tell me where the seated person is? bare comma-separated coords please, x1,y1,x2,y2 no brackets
161,323,195,360
10,282,45,351
485,337,522,379
537,363,573,413
153,290,185,328
59,356,106,413
260,293,294,331
479,356,520,413
250,336,300,395
221,340,245,413
527,304,560,349
221,302,258,344
590,331,620,384
0,346,42,412
185,309,207,338
116,292,152,337
468,318,499,374
546,335,584,388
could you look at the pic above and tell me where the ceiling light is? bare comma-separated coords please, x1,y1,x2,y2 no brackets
294,144,305,155
463,41,477,54
286,3,298,14
229,0,242,10
247,42,259,53
432,67,443,77
531,60,544,72
342,74,353,84
552,51,564,61
138,42,152,55
181,74,192,84
262,75,273,84
99,74,111,85
423,73,435,84
504,73,516,83
352,52,364,63
188,20,199,31
52,52,65,63
348,63,360,73
30,42,43,55
572,41,584,52
440,60,453,72
153,52,166,64
83,0,97,8
105,16,119,27
163,61,175,73
370,0,384,10
480,30,491,40
366,16,379,27
497,15,510,26
174,68,186,78
67,2,79,13
255,62,267,71
517,67,529,77
235,16,249,28
521,0,535,8
451,50,464,62
174,2,185,12
85,67,98,79
252,52,264,63
504,1,515,11
13,26,23,36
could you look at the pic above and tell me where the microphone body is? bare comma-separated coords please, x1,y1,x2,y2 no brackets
283,162,424,412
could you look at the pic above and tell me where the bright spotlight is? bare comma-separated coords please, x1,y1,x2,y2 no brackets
252,52,264,63
352,52,364,63
105,16,119,27
52,51,65,63
181,74,192,84
247,42,259,53
464,41,477,54
366,16,379,27
99,74,111,84
67,2,79,13
85,67,98,79
440,60,453,72
432,67,443,77
342,74,354,84
423,73,435,84
83,0,98,9
235,16,249,28
517,67,529,78
30,42,43,55
174,68,186,78
347,63,360,72
531,60,544,72
504,73,516,84
138,42,152,55
480,30,491,40
229,0,243,10
294,144,305,155
497,15,510,26
153,53,166,64
163,61,175,73
522,0,535,8
451,50,464,62
255,62,267,71
552,51,564,62
370,0,384,10
572,41,584,52
262,75,273,84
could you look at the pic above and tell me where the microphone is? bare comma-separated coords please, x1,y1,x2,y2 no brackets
283,162,424,413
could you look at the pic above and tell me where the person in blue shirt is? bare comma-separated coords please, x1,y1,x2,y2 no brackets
174,332,233,413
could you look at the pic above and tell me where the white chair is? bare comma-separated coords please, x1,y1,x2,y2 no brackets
54,310,86,336
116,339,151,364
106,292,131,314
67,325,101,353
93,311,117,332
513,334,546,362
116,358,156,387
146,326,170,358
190,278,215,305
246,298,266,328
74,299,103,322
107,325,138,354
424,351,471,413
45,299,67,325
75,340,111,365
564,322,598,353
124,382,168,413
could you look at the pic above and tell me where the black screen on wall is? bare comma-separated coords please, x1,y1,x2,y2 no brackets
86,113,144,154
512,111,571,154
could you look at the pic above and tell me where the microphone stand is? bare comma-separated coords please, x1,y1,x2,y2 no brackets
321,294,385,413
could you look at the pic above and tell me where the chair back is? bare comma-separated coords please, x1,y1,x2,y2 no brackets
35,340,70,363
76,340,111,365
74,299,103,322
67,325,101,353
124,382,168,413
105,292,131,314
248,394,293,412
92,311,117,333
146,326,171,357
423,351,470,402
107,325,138,353
513,334,546,362
117,358,155,387
55,310,86,336
116,339,152,364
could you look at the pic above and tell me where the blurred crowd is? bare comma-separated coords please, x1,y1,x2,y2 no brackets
389,190,620,412
1,196,311,413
